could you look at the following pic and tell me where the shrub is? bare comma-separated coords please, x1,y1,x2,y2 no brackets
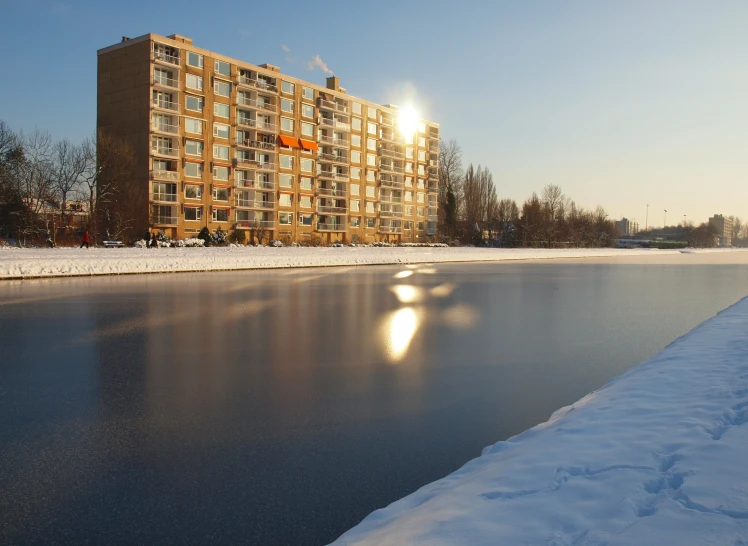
213,227,227,246
197,226,213,246
229,229,246,245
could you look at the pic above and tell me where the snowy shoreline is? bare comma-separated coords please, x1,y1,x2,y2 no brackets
332,296,748,545
1,246,745,279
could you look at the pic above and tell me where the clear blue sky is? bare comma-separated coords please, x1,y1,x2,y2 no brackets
2,0,747,225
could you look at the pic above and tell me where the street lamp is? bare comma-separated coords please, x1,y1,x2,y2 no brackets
664,209,667,228
645,204,649,232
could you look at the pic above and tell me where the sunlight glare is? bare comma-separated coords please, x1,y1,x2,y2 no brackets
380,307,421,363
397,104,420,136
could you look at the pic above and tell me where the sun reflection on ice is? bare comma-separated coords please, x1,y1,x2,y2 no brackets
380,307,421,363
390,284,424,304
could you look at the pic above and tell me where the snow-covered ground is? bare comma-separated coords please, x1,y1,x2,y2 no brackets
332,297,748,545
0,246,744,279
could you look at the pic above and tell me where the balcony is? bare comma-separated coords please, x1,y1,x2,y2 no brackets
317,203,347,214
236,95,278,113
317,187,347,198
236,75,278,93
318,99,349,114
236,137,276,152
378,146,404,160
380,130,397,143
152,75,179,89
317,170,348,181
429,130,440,140
378,225,402,234
379,173,404,189
151,121,179,135
151,191,177,203
151,145,178,158
152,52,179,66
256,162,276,172
379,115,394,127
317,222,346,232
426,227,437,236
379,205,403,218
235,198,275,210
319,117,351,132
380,162,404,174
318,152,347,165
427,182,438,193
379,194,402,204
152,97,179,112
151,169,178,181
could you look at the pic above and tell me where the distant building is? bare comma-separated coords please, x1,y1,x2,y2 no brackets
615,217,638,236
708,214,732,247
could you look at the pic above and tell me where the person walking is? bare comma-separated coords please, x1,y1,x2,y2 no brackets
151,233,158,249
80,229,90,249
145,229,151,248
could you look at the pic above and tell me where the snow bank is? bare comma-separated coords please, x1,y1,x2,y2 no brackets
0,246,743,279
332,296,748,545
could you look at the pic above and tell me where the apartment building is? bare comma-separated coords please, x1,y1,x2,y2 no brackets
708,214,732,247
97,33,439,244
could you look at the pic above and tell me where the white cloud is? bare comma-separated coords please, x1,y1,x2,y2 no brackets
281,44,291,52
307,54,333,75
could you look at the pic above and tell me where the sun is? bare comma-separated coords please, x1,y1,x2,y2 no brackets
397,104,420,136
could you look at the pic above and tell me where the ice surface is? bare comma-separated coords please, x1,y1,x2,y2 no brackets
332,296,748,545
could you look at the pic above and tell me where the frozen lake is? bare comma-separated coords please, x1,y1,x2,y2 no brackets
1,253,747,545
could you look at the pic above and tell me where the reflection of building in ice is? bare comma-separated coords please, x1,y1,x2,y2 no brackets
380,307,421,363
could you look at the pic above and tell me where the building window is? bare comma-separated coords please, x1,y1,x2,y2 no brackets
366,217,376,228
368,106,377,119
419,137,426,147
366,186,375,198
281,81,295,94
213,166,229,180
417,221,424,230
300,195,312,209
186,73,203,91
367,154,376,167
214,102,229,118
352,118,362,131
213,123,230,139
279,193,293,207
184,162,203,178
213,144,229,160
214,60,230,77
405,205,413,216
185,140,203,156
352,102,362,115
279,173,293,187
348,199,359,212
367,138,377,151
302,86,314,100
405,191,413,202
351,134,361,148
213,186,229,201
350,167,361,180
365,201,375,213
418,150,426,161
366,170,375,182
213,208,229,222
187,51,203,68
300,177,313,191
367,122,377,135
351,151,361,164
301,122,314,137
406,147,414,159
417,207,425,216
279,212,292,225
417,192,425,203
185,95,204,112
184,184,203,199
184,206,202,221
281,98,295,113
350,216,361,228
301,158,314,172
214,80,231,97
406,163,414,173
418,122,426,133
184,117,202,134
417,165,425,175
280,155,294,170
405,176,413,187
404,220,412,230
301,104,314,119
299,213,313,226
281,117,294,132
350,183,360,196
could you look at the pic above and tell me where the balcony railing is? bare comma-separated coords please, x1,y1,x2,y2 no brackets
380,130,397,142
318,99,349,113
317,187,347,198
236,75,278,93
378,225,402,233
428,183,438,193
378,147,404,159
237,219,276,229
317,204,348,214
317,222,346,232
317,171,348,181
152,75,179,89
319,117,351,131
152,98,179,112
153,214,178,225
380,163,404,174
236,95,278,113
151,121,178,135
151,192,177,203
152,52,179,66
379,207,403,218
235,198,275,209
256,162,276,171
379,173,404,188
427,228,437,235
236,138,276,151
151,169,178,181
379,194,402,204
318,152,347,164
151,145,179,158
379,116,394,127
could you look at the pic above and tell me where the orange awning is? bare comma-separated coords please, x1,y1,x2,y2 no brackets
278,135,300,148
299,139,318,152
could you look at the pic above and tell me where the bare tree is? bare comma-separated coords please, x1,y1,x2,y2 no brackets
52,139,86,229
437,139,463,237
0,121,25,238
14,129,55,245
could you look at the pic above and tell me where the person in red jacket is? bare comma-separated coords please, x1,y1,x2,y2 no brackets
80,229,90,249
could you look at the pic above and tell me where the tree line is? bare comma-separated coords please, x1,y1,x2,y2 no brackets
437,140,619,247
0,120,136,246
